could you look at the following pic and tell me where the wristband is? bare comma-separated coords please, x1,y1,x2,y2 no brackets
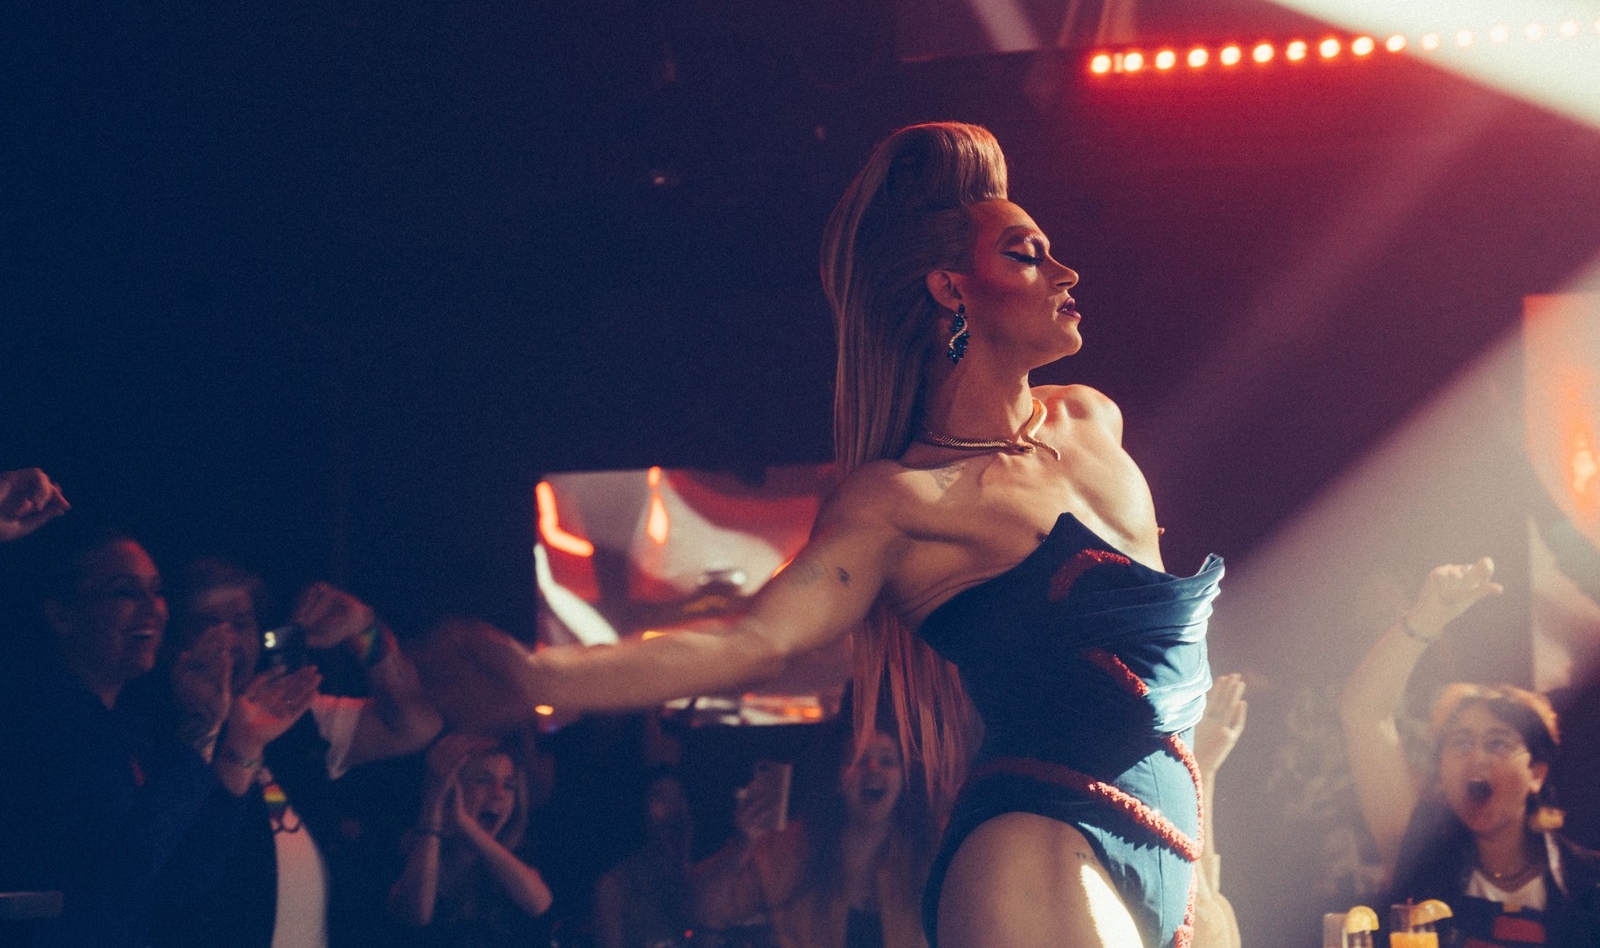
353,620,389,667
1400,612,1441,645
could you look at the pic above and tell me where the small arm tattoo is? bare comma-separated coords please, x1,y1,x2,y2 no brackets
787,561,851,587
929,464,962,491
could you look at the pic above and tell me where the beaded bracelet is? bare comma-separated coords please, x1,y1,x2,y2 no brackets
1400,612,1441,645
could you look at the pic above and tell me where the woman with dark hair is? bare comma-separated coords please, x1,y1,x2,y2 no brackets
0,523,311,948
428,121,1223,947
1339,558,1600,946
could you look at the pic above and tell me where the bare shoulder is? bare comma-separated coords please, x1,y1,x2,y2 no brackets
811,458,929,539
1034,383,1123,437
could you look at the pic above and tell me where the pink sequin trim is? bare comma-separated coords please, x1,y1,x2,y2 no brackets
1084,647,1151,697
1047,548,1132,600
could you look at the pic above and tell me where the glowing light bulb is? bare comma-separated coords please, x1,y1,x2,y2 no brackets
1090,53,1112,74
1351,36,1375,55
1385,34,1407,52
1155,49,1177,70
1525,22,1545,41
1286,40,1309,60
1220,45,1242,65
1123,50,1145,71
1455,30,1473,47
1319,37,1341,57
1188,47,1209,67
1489,24,1510,43
1421,32,1441,50
1252,42,1274,63
1559,20,1579,38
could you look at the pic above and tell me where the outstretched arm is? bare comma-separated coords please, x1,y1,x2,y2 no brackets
1337,557,1502,864
423,497,902,727
294,582,444,768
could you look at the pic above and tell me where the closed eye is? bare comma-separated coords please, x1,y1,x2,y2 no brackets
1000,251,1044,265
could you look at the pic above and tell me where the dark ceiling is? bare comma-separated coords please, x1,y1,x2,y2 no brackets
6,1,1599,635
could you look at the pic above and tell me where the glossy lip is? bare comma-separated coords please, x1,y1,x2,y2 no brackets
1056,297,1079,316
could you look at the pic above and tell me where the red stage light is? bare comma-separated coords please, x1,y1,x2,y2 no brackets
1286,40,1308,61
1253,42,1274,63
1188,47,1209,68
1421,32,1441,51
1319,37,1341,58
1155,49,1177,70
1090,53,1112,74
1351,36,1375,56
1385,34,1407,53
1123,51,1146,71
1220,45,1243,66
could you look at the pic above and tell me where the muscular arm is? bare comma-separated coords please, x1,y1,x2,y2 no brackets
427,493,904,724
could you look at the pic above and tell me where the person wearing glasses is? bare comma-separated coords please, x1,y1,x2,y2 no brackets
1339,558,1600,946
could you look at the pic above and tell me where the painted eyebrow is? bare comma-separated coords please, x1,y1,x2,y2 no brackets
996,227,1049,250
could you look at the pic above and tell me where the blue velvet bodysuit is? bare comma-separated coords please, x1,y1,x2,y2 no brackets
918,512,1224,948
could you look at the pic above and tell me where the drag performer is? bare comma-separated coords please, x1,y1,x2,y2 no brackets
427,122,1223,947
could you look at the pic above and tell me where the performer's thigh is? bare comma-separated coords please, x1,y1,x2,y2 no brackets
936,812,1145,948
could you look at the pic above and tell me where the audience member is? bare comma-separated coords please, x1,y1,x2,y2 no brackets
0,467,69,543
1339,557,1600,945
389,731,553,948
691,709,937,948
0,523,309,947
143,557,443,948
592,769,697,948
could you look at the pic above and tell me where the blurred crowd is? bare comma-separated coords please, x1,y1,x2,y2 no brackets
3,465,1597,948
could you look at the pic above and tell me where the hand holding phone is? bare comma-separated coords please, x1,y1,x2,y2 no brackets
258,623,308,673
734,760,792,839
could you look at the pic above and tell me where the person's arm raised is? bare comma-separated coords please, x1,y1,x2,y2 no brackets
423,495,904,728
1337,557,1501,864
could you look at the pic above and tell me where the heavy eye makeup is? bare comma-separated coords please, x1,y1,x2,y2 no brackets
998,236,1049,266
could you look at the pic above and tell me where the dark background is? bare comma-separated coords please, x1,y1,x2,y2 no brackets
6,2,1600,943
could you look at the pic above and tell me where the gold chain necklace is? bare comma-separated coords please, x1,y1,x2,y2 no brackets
918,398,1061,460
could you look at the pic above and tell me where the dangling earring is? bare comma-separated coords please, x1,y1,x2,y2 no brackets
946,304,969,365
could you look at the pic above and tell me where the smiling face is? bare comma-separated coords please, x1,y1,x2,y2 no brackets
47,538,167,703
840,729,905,825
458,752,519,838
1436,702,1549,839
944,199,1081,366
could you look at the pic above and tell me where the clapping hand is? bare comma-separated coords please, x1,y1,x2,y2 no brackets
1195,673,1248,778
228,665,321,749
171,624,237,751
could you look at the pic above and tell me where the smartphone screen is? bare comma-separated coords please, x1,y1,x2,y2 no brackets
743,760,793,832
258,623,307,673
